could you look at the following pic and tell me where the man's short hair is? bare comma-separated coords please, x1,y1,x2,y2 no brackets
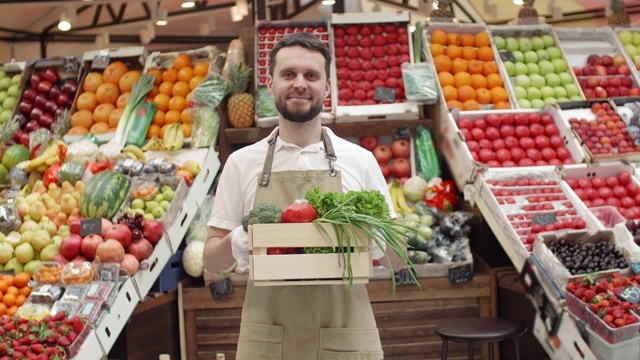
269,32,331,79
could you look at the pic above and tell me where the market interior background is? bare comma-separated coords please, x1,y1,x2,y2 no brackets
1,0,640,64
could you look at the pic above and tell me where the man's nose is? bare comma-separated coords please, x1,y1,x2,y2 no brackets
293,74,307,89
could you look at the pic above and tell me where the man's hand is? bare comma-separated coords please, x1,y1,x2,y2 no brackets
230,226,251,273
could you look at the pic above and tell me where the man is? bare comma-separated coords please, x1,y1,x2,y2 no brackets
204,32,402,359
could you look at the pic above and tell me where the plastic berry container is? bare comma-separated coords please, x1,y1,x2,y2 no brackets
62,262,97,285
33,262,64,286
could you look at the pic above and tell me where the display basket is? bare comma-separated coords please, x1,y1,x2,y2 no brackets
586,325,640,360
248,223,372,286
0,60,28,125
585,300,640,344
564,270,620,323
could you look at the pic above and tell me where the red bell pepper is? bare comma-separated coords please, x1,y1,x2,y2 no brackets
42,163,62,189
268,200,319,255
423,179,459,212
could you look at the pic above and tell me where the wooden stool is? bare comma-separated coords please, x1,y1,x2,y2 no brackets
435,317,527,360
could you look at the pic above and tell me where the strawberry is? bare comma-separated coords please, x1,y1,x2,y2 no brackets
11,352,24,359
67,331,77,343
68,318,84,334
584,289,597,302
35,355,47,360
614,318,626,327
55,336,70,347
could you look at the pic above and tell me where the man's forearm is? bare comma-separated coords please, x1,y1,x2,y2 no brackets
203,228,236,274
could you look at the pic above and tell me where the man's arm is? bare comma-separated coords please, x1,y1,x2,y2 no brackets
203,226,235,274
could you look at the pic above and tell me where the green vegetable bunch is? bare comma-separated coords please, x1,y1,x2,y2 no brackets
241,203,282,231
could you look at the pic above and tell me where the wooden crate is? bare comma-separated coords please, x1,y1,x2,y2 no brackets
249,223,372,286
181,272,495,360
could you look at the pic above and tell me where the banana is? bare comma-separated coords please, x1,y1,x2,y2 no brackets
141,136,163,151
395,181,413,213
36,165,48,173
388,181,402,214
24,143,59,172
163,123,184,151
122,145,146,161
123,151,139,160
45,155,60,166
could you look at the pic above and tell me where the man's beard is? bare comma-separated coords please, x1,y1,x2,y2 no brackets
275,94,324,123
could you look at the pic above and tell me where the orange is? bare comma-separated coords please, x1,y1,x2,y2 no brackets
164,110,181,125
83,72,104,92
460,33,476,47
148,86,159,99
0,303,6,316
2,293,15,307
147,68,163,86
457,85,477,102
430,43,445,57
461,46,477,61
462,99,481,111
77,92,98,111
438,72,455,87
470,74,488,89
4,275,14,287
446,99,463,110
159,81,175,96
486,73,504,89
475,32,491,48
431,30,447,45
118,70,142,92
445,45,462,59
153,109,166,127
483,61,499,76
154,93,171,112
162,68,179,83
476,88,492,104
453,71,472,87
6,306,16,317
0,280,6,294
451,58,467,74
168,96,187,112
71,109,94,129
96,82,120,104
93,103,116,123
102,61,128,84
67,126,89,136
193,62,210,76
173,54,193,70
172,81,190,97
116,92,131,109
15,295,25,307
177,67,194,82
442,85,458,102
13,273,29,289
90,122,110,134
181,108,191,124
467,60,484,75
446,33,461,46
494,101,512,109
491,87,509,103
147,124,161,139
109,108,124,128
189,75,203,90
181,123,192,138
433,55,452,73
477,46,494,62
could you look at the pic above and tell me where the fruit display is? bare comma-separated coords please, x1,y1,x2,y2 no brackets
491,27,583,108
125,182,177,221
361,135,412,181
79,171,130,220
428,27,512,111
0,68,22,124
624,219,640,245
616,29,640,71
545,237,628,275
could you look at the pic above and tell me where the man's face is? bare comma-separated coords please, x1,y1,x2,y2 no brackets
267,46,330,123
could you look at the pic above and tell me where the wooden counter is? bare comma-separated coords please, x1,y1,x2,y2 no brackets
181,272,495,360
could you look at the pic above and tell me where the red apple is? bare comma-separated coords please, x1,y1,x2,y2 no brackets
81,234,104,260
587,54,602,66
613,54,626,66
127,238,154,262
373,144,393,163
104,224,133,248
390,139,410,158
60,234,82,260
390,157,411,178
359,136,378,151
379,163,391,178
175,169,194,187
143,219,163,244
572,66,583,76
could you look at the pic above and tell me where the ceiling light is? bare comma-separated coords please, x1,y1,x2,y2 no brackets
433,2,439,10
230,6,243,22
181,1,196,8
409,25,416,33
236,0,249,16
58,11,71,31
513,0,524,5
156,8,168,26
322,0,335,5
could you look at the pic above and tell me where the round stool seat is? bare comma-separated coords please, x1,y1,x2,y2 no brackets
436,317,527,342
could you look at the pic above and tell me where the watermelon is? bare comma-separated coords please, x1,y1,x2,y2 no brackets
80,171,130,220
1,145,30,170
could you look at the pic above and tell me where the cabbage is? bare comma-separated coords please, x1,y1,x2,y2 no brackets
403,176,428,202
66,140,98,164
191,106,220,148
182,240,205,277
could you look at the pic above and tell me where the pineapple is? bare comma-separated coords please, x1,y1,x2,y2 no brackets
51,108,71,140
227,63,255,129
609,0,630,27
0,115,20,159
518,0,539,23
431,0,454,21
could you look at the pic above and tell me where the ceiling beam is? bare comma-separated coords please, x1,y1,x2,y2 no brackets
0,34,237,44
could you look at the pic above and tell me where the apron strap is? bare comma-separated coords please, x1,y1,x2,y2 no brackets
259,128,279,186
322,127,338,177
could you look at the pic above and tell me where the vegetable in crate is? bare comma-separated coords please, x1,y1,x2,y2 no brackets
423,178,458,211
241,203,282,231
190,105,220,148
280,199,318,255
414,125,440,180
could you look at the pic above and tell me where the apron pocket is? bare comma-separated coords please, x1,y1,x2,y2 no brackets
318,328,383,360
237,323,283,360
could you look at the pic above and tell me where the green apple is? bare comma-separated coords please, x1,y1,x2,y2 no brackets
547,47,563,61
554,86,568,98
10,74,20,84
559,72,574,86
536,49,549,61
512,50,524,63
531,36,545,51
154,193,165,202
7,84,19,98
132,198,145,210
14,242,35,264
160,200,171,211
527,63,540,75
518,98,532,109
570,95,584,101
541,86,555,98
162,188,175,201
494,36,506,50
565,83,581,97
0,110,13,124
144,213,155,221
531,99,546,108
515,74,532,88
503,61,516,76
619,30,633,45
2,97,15,111
0,91,7,103
545,73,561,87
543,97,558,105
505,37,519,52
633,32,640,47
152,206,165,219
0,243,13,264
0,77,10,90
551,59,568,73
0,71,6,79
145,201,159,212
519,37,533,52
538,60,555,76
625,44,639,57
527,87,543,100
524,51,538,64
513,86,527,99
530,74,546,88
515,62,529,76
557,97,570,102
541,34,555,48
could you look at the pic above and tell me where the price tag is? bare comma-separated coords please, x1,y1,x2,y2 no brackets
392,125,411,140
631,263,640,274
532,213,557,226
373,86,396,103
80,218,102,237
62,56,80,73
620,285,640,304
628,124,640,146
209,278,233,299
449,264,473,285
394,268,416,286
499,51,516,62
91,49,110,70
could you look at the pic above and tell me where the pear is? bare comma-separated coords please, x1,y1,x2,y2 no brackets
60,181,75,196
24,193,41,206
15,197,28,219
75,180,85,193
41,193,57,211
51,235,63,248
4,258,23,273
39,218,57,238
20,219,39,234
4,231,21,248
48,183,62,202
71,191,81,204
32,180,47,195
28,202,47,222
59,193,77,216
20,230,34,245
31,229,52,252
23,259,43,276
14,242,35,264
53,212,68,229
57,225,70,237
0,243,14,263
40,243,60,261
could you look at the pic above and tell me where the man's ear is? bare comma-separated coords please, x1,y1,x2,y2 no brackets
266,75,274,95
324,79,331,99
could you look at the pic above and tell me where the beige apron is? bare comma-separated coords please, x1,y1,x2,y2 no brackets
236,128,383,360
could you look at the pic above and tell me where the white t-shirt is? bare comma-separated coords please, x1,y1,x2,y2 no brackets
208,127,395,230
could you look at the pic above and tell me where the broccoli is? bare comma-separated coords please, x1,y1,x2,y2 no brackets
241,203,282,231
